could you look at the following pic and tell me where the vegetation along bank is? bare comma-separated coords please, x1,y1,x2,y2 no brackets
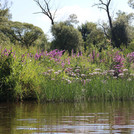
0,0,134,102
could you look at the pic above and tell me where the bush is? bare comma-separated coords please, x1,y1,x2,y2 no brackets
51,22,83,54
0,48,16,101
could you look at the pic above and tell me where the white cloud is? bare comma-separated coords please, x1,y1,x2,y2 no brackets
56,5,108,24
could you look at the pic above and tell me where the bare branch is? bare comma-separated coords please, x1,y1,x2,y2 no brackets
98,6,107,11
93,0,114,46
99,0,107,6
99,23,109,38
107,0,112,6
34,0,57,25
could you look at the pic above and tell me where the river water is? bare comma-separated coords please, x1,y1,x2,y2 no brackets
0,101,134,134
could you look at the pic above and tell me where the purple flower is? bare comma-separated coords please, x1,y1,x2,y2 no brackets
111,51,125,76
61,62,65,68
4,48,7,53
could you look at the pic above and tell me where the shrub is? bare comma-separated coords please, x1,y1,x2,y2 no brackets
0,48,16,101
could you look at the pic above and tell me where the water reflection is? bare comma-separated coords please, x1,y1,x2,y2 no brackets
0,102,134,133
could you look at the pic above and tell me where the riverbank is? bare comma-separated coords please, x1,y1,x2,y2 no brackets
0,45,134,102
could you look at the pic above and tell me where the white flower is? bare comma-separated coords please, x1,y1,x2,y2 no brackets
67,79,72,84
81,74,86,77
47,69,54,73
54,72,59,75
109,70,115,73
118,73,124,77
130,73,134,77
89,73,94,76
75,69,80,73
76,66,80,69
93,72,100,75
58,70,62,73
127,78,132,81
86,79,91,82
102,71,108,75
71,73,76,77
82,89,86,93
123,69,128,72
95,68,101,71
109,73,114,76
62,77,65,80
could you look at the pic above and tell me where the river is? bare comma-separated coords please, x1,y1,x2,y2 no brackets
0,101,134,133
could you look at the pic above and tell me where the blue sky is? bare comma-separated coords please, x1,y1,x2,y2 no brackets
10,0,133,38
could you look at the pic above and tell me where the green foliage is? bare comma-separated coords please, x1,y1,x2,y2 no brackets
0,49,16,101
0,2,11,22
111,11,134,48
78,22,105,51
0,2,12,45
1,39,134,102
35,34,48,50
0,2,48,49
64,14,79,26
16,59,40,100
2,21,46,48
128,39,134,52
112,22,128,48
51,22,83,53
0,32,11,45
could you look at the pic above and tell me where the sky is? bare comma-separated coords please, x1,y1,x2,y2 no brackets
9,0,134,39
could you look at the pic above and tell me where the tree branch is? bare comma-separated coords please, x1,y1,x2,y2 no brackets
34,0,57,25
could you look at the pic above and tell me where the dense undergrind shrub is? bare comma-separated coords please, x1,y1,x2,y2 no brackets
18,58,40,101
0,49,16,101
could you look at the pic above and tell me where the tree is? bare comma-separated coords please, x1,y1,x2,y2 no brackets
78,22,105,50
94,0,113,30
64,14,79,26
128,0,134,8
0,0,12,21
112,11,134,48
112,22,128,48
1,21,46,48
35,33,48,50
0,0,12,45
93,0,119,47
51,22,83,53
34,0,57,25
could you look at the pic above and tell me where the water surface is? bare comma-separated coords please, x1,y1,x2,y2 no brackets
0,101,134,133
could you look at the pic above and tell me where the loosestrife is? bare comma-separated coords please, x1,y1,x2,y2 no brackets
88,50,100,63
111,51,125,76
34,53,41,60
127,52,134,63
